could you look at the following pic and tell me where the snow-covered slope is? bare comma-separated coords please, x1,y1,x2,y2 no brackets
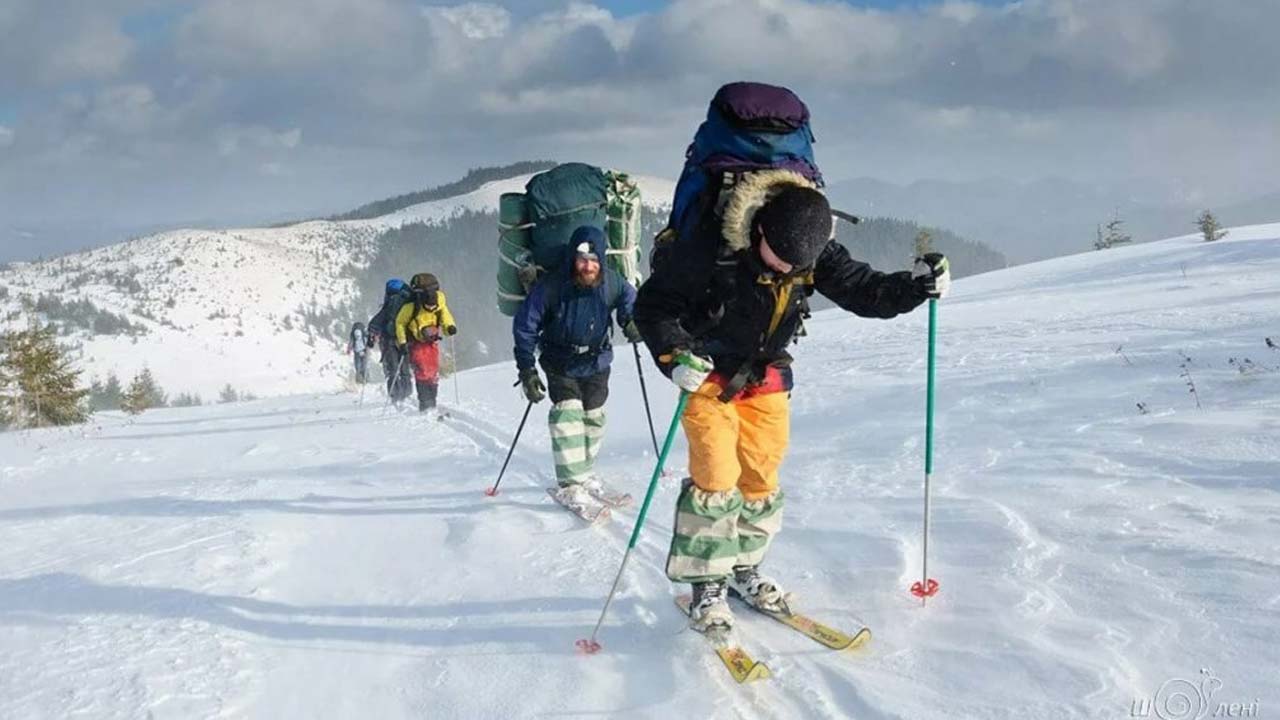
1,224,1277,718
0,173,675,399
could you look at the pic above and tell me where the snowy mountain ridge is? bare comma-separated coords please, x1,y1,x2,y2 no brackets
0,172,676,399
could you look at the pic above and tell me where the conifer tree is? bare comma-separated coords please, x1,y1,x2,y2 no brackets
218,384,239,404
1196,210,1228,242
1103,216,1131,248
89,372,125,411
121,368,167,415
914,229,934,258
0,324,91,428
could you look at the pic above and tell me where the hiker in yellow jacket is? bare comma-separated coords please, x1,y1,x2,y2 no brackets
394,273,457,411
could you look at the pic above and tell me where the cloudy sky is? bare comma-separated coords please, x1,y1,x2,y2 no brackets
1,0,1277,260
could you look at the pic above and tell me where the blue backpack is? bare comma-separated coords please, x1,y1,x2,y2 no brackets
655,82,823,271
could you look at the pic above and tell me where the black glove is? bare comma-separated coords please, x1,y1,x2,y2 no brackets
622,320,643,344
444,325,457,336
396,343,407,353
519,368,546,404
912,252,951,299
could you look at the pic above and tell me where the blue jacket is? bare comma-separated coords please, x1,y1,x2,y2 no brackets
513,227,637,378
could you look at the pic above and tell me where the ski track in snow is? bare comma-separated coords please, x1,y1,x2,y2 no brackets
2,225,1279,718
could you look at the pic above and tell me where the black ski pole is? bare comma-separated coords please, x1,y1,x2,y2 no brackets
382,353,406,414
485,401,534,497
632,344,659,457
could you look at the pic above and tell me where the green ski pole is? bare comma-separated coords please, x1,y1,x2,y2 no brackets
577,390,692,653
911,298,941,605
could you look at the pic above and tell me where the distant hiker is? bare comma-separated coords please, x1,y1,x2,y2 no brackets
634,81,951,632
369,279,414,403
394,273,457,412
348,322,370,384
513,225,641,514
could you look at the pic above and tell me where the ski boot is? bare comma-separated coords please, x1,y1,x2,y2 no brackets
688,579,734,633
730,565,790,614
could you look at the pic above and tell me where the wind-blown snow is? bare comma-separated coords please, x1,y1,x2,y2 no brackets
1,224,1277,718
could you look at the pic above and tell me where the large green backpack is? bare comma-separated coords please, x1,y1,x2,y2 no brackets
496,162,642,316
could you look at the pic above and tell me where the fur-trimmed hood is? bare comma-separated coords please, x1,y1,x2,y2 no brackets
720,169,821,252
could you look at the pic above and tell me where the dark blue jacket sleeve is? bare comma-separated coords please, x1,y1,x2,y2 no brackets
368,308,386,340
512,281,549,372
613,276,638,327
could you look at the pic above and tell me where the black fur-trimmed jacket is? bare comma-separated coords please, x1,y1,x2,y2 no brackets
634,170,927,398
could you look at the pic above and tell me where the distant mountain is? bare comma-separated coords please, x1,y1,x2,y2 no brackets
826,177,1280,264
0,165,674,401
0,164,1004,402
325,161,560,222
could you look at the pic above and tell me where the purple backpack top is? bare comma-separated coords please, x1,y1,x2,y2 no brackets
658,82,823,263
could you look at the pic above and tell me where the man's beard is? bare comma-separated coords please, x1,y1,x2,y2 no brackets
574,269,602,288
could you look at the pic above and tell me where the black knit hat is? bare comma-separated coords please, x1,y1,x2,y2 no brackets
755,186,832,268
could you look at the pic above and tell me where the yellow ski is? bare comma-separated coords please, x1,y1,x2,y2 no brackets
729,588,871,651
674,595,771,684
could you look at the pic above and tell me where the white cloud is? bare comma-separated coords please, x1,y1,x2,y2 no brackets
433,3,511,40
259,161,288,177
177,0,425,72
0,1,133,89
939,1,981,25
4,0,1280,247
87,84,160,135
0,126,13,148
216,126,304,157
931,106,977,130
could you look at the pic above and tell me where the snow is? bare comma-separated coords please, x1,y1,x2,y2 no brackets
0,173,675,401
2,225,1278,718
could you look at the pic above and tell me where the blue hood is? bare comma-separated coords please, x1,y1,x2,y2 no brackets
385,278,407,295
563,225,608,274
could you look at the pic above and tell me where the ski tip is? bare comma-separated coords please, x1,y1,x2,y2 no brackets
741,661,771,683
575,638,602,655
844,628,873,652
715,646,771,683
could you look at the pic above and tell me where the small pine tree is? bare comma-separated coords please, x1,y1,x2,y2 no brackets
914,230,934,259
1093,224,1107,251
1094,213,1132,250
1104,216,1131,248
1196,210,1228,242
170,392,203,407
90,372,125,411
218,384,239,404
0,324,91,428
122,368,167,415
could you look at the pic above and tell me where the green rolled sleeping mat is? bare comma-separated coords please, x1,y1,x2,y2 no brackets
497,192,532,316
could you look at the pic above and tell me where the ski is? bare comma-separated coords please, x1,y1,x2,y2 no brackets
546,487,611,524
729,588,871,651
583,479,633,508
674,594,771,684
